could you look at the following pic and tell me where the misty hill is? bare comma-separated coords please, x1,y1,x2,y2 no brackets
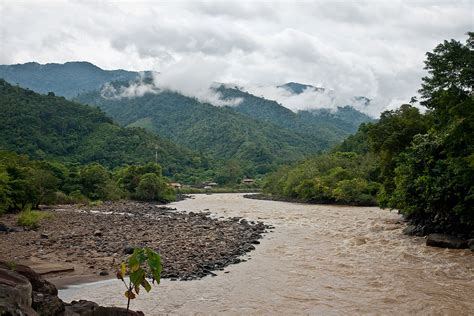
0,79,204,176
216,86,373,146
277,82,325,94
0,62,140,98
76,86,325,174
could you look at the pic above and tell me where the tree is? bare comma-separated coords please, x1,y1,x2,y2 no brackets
389,33,474,234
79,163,113,200
134,173,175,203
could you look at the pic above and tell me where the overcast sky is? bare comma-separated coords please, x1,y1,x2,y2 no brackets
0,0,472,116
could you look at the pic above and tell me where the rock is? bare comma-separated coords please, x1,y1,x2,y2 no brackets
0,267,36,315
32,292,65,316
0,262,58,296
8,226,25,232
467,239,474,251
40,233,49,239
123,245,135,255
64,300,145,316
94,230,103,237
426,233,468,249
99,270,109,276
94,306,145,315
64,300,99,315
0,222,9,232
402,225,417,235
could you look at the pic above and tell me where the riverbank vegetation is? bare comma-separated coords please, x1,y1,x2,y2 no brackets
0,151,175,214
263,33,473,236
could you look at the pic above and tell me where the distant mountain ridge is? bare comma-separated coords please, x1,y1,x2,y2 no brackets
277,82,325,94
216,85,373,146
0,61,140,98
76,83,325,175
0,61,374,176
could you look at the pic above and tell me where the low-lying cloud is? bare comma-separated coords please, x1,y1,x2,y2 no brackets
1,1,471,117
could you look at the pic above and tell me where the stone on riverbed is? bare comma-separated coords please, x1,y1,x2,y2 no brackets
426,233,468,249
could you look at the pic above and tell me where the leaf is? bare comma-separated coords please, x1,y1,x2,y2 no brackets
134,284,140,295
145,248,162,284
141,278,152,292
125,290,136,300
129,269,145,287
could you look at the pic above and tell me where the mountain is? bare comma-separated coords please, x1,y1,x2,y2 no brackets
75,84,325,174
0,79,205,177
277,82,325,94
216,85,373,146
0,61,373,175
0,62,140,98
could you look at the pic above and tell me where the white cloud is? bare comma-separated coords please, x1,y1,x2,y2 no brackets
0,0,472,116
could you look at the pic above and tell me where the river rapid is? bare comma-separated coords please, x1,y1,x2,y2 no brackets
59,193,474,315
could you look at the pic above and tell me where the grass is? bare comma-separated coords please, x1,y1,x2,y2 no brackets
17,209,53,229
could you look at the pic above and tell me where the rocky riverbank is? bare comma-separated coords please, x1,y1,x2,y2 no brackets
0,201,272,286
0,260,145,315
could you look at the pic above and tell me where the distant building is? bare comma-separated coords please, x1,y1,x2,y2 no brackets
202,181,218,187
242,178,255,184
169,182,182,189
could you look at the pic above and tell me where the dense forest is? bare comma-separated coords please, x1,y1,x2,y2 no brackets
0,61,140,98
0,79,213,182
216,85,373,146
76,87,323,176
264,33,474,236
0,150,175,214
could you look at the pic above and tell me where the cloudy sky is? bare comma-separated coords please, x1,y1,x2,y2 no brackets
0,0,472,116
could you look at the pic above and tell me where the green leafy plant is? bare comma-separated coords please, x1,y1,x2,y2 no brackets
17,207,53,229
116,247,162,312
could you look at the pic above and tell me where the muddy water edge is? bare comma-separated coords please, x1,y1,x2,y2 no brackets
59,193,474,315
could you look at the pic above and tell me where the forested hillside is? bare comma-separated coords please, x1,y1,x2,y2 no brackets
0,62,139,98
0,79,208,179
76,87,323,175
216,85,373,145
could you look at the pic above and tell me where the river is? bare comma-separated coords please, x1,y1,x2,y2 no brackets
59,193,474,315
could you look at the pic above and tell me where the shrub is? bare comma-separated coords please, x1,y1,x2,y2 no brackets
17,208,52,229
134,173,175,203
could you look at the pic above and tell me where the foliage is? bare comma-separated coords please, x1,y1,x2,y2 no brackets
386,33,474,233
0,61,139,98
116,247,162,312
0,151,176,213
17,208,52,229
134,173,175,203
263,152,380,206
264,33,473,235
216,85,374,148
0,79,210,180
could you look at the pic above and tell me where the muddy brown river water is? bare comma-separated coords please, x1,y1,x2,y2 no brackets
59,193,473,315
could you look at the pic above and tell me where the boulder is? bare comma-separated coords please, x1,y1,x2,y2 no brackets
0,267,35,315
426,233,468,249
0,222,8,232
32,292,65,316
64,300,144,316
64,300,99,315
0,261,57,295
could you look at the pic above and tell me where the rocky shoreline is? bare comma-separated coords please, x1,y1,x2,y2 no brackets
0,201,272,284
